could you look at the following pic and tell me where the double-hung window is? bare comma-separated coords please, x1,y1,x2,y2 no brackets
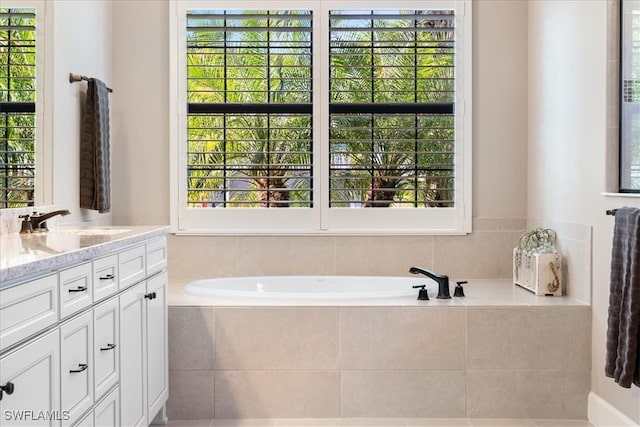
170,0,471,234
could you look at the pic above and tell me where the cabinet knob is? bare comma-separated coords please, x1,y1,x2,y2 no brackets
99,274,115,280
68,286,87,293
69,363,88,374
144,292,157,300
100,343,117,351
0,382,15,400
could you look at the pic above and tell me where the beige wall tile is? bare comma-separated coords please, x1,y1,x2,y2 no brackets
215,308,339,369
556,237,591,303
498,218,527,231
236,237,335,276
215,371,340,419
466,370,589,419
334,236,432,277
340,307,466,369
467,307,591,371
341,370,466,418
168,370,215,420
169,306,215,371
168,235,239,281
472,218,499,231
432,231,520,278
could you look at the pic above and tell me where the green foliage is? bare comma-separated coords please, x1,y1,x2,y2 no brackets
0,8,36,207
186,9,457,209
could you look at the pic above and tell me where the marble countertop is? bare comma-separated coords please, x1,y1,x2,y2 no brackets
0,225,170,286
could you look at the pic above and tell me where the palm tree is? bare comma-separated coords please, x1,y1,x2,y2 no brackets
329,10,455,208
186,10,312,207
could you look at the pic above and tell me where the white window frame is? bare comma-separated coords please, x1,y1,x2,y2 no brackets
169,0,471,235
1,0,52,207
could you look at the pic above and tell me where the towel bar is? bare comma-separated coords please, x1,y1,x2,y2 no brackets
606,209,618,216
69,73,113,93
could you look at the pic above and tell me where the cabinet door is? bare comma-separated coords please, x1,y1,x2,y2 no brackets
146,272,168,421
94,298,119,401
119,282,147,427
94,386,119,427
60,311,94,426
0,329,60,426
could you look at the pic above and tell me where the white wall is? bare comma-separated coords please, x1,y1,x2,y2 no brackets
50,0,113,226
110,1,169,227
528,0,640,423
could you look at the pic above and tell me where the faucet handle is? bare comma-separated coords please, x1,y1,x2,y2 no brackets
454,281,467,297
18,215,32,234
412,285,429,301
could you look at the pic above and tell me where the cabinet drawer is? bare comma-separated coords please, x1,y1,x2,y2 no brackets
60,263,93,319
93,298,119,401
146,237,167,277
61,311,94,426
93,255,118,303
118,246,146,290
0,329,60,426
0,273,58,351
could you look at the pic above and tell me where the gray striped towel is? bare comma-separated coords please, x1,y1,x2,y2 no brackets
605,206,640,388
79,78,111,213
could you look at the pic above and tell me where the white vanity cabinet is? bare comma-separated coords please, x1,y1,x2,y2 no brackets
0,230,168,427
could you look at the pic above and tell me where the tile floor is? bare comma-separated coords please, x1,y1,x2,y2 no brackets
165,418,595,427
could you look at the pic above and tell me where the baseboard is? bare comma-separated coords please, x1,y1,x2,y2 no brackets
588,392,639,427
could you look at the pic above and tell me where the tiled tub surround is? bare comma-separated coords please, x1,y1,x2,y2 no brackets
167,281,591,421
168,217,592,303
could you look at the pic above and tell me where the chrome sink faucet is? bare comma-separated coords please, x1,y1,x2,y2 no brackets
409,266,451,299
19,209,71,233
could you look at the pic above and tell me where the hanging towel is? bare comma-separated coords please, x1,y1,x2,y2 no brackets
79,77,111,213
605,206,640,388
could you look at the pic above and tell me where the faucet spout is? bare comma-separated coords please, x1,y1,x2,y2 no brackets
409,266,451,299
30,209,71,231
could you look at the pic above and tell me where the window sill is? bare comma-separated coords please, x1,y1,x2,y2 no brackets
170,228,469,237
602,192,640,198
